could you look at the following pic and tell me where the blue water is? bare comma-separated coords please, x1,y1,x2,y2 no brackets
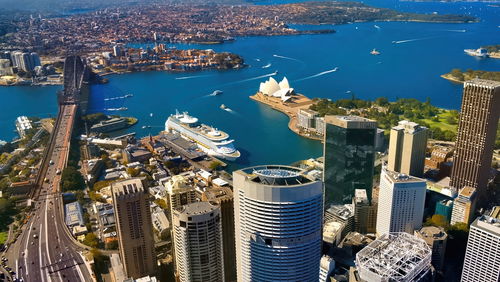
1,0,499,170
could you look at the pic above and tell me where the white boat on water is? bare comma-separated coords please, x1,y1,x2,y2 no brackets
464,48,489,58
370,48,381,55
165,111,240,161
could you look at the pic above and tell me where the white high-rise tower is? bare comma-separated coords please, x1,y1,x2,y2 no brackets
376,168,426,235
233,165,323,281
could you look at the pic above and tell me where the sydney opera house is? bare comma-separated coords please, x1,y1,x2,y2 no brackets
258,77,296,102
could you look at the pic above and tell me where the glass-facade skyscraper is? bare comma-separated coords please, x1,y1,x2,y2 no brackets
323,115,377,204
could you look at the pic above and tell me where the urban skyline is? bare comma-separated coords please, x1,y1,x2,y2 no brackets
0,1,499,282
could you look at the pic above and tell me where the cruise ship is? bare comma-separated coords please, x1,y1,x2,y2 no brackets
165,111,241,161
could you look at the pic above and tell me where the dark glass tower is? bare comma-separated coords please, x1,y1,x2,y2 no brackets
323,116,377,204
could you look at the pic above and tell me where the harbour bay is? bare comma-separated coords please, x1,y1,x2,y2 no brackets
1,0,499,170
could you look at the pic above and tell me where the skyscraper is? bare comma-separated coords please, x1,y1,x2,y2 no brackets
353,189,370,234
387,120,428,177
172,202,224,282
323,115,377,204
461,214,500,282
376,169,426,235
450,79,500,191
233,165,323,281
202,187,236,282
111,178,156,279
450,186,477,225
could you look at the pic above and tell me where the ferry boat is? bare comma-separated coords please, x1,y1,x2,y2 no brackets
464,48,489,58
125,94,133,98
370,48,380,55
165,111,241,161
211,90,223,96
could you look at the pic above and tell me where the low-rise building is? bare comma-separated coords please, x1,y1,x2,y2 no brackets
65,201,85,228
15,116,32,138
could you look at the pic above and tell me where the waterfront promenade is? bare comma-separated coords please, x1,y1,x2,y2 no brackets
250,92,320,141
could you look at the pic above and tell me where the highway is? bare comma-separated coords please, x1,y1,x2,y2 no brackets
6,105,93,282
4,56,93,282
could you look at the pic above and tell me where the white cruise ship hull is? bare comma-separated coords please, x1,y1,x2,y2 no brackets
165,115,240,161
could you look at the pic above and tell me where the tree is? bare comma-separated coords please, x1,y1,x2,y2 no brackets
424,214,448,228
83,233,99,248
375,97,389,106
89,191,106,203
105,240,118,250
61,166,85,192
154,199,168,210
209,161,222,171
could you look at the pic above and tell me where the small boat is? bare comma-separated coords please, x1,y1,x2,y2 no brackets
220,104,227,110
262,63,271,69
150,113,153,117
125,94,133,98
117,107,128,111
370,49,381,55
142,126,147,129
272,70,279,75
142,125,151,129
212,90,223,96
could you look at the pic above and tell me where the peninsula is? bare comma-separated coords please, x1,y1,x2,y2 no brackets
250,77,473,144
441,69,500,83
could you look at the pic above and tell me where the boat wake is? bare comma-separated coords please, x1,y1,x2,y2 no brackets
262,63,272,69
295,67,339,82
176,75,211,80
374,25,381,30
446,29,466,33
104,96,125,101
222,72,277,86
273,54,302,62
392,37,435,44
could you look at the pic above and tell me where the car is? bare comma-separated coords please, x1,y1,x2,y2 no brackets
56,169,61,175
49,160,54,165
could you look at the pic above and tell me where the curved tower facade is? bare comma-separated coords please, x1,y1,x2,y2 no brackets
172,202,224,282
233,165,323,282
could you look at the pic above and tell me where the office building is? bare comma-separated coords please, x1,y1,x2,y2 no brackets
387,120,428,177
435,199,453,223
319,255,335,282
165,175,197,212
233,165,323,281
323,115,377,204
112,179,156,279
297,109,320,133
461,214,500,282
15,116,32,138
353,189,370,234
0,59,13,76
376,169,426,235
450,186,477,225
415,226,448,272
356,232,433,282
202,187,236,282
450,79,500,191
172,202,224,282
325,204,355,239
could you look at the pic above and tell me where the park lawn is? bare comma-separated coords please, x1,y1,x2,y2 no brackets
420,110,458,133
0,231,8,245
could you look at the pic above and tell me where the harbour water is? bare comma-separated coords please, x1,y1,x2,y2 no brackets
1,0,499,170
